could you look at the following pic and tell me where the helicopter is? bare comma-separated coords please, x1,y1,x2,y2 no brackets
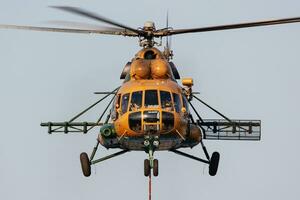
2,6,300,178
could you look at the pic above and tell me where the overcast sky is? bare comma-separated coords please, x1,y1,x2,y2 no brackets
1,1,300,200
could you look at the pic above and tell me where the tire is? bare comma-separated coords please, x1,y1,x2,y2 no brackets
80,152,91,177
209,152,220,176
153,159,159,177
144,159,151,177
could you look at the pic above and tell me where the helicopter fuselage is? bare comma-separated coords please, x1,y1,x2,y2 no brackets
97,48,202,151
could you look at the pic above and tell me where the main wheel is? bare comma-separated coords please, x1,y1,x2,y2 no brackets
209,152,220,176
144,159,151,177
153,159,159,177
80,152,91,177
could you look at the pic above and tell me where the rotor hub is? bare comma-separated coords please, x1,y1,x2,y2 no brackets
143,21,156,31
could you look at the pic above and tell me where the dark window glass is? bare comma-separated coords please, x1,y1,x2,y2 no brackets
143,111,160,123
130,91,143,111
162,112,174,131
145,90,159,108
182,95,189,112
173,93,181,113
112,94,121,120
121,93,130,114
160,91,173,111
129,112,142,131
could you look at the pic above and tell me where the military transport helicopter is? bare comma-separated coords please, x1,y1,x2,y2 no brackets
2,6,299,178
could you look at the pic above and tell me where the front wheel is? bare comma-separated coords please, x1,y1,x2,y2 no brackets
209,152,220,176
144,159,151,177
153,159,159,177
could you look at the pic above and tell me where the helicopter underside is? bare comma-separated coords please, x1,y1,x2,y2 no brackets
99,133,199,151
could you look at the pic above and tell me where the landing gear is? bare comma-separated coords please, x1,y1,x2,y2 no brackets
144,136,160,177
80,152,91,177
143,153,159,177
170,142,221,176
80,141,129,177
209,152,220,176
144,159,159,177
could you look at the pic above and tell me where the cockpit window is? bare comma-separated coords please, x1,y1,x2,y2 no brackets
160,91,173,111
172,93,181,113
111,94,121,120
130,91,143,111
121,93,130,114
162,112,174,131
145,90,159,108
182,95,189,112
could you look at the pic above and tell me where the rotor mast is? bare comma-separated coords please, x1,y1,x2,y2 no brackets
139,21,159,48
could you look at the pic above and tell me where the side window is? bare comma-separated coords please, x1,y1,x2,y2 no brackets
130,91,143,111
112,94,121,120
116,94,121,108
182,95,189,112
160,91,173,111
121,93,130,114
145,90,159,108
172,93,181,113
162,112,174,131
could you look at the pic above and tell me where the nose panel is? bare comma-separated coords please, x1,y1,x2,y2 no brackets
128,110,174,133
128,112,142,131
143,110,160,123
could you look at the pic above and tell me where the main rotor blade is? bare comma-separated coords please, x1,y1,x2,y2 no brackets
46,20,126,31
0,24,138,36
160,17,300,36
50,6,141,35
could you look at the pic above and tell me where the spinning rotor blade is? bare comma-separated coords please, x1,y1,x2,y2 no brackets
50,6,142,35
158,17,300,36
0,24,138,36
46,20,126,31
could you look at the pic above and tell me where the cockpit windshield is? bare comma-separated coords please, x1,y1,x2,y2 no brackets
119,90,183,116
130,91,143,111
144,90,159,108
160,91,173,111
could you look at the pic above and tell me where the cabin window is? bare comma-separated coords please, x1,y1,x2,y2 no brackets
121,93,130,114
129,112,142,131
145,90,159,108
160,91,173,111
130,91,143,111
173,93,181,113
182,95,189,112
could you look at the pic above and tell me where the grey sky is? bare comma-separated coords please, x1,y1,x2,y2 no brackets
1,0,300,200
